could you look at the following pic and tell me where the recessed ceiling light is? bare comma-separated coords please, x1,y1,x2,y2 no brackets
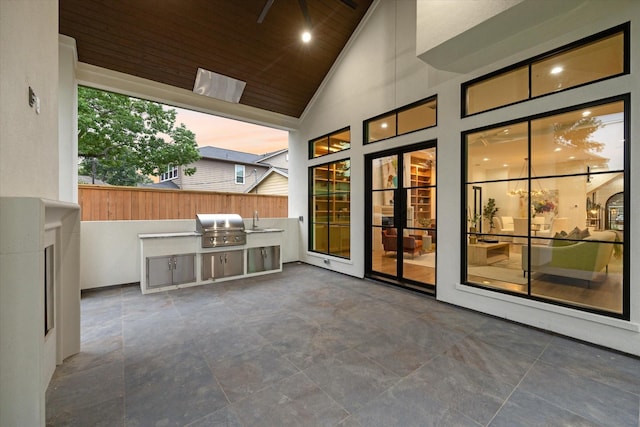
381,123,388,129
503,164,509,167
550,66,563,75
483,157,489,161
569,156,576,160
301,30,312,43
582,110,592,117
554,148,562,152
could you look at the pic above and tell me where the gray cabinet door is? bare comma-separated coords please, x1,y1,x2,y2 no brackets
172,253,196,285
147,256,173,289
263,246,280,271
202,252,223,279
247,247,265,273
202,250,244,279
223,250,244,277
247,246,280,273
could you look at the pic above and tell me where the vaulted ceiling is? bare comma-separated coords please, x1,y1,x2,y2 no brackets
59,0,374,118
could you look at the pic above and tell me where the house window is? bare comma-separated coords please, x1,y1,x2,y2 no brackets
310,127,350,159
160,165,178,181
463,96,628,319
235,165,245,184
463,24,628,116
309,159,350,258
365,96,437,144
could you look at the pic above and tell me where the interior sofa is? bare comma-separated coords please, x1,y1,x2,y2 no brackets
522,230,616,281
382,228,423,257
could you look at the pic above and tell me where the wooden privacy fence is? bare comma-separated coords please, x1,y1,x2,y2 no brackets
78,185,288,221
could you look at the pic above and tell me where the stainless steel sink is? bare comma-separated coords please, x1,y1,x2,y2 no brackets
245,228,284,233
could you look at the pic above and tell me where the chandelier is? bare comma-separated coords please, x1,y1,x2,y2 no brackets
507,158,547,197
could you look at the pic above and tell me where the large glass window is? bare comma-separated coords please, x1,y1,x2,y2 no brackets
310,128,350,159
365,97,437,144
463,97,627,318
310,159,350,258
463,24,627,116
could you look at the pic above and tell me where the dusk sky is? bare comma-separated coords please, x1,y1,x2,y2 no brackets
173,106,288,155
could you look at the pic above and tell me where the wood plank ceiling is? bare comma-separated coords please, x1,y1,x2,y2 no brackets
59,0,373,118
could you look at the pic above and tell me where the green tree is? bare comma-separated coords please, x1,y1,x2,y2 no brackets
78,86,200,186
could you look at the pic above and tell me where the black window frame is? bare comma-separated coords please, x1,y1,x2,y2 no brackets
461,94,630,320
364,95,438,144
308,127,351,159
308,158,351,259
461,23,630,118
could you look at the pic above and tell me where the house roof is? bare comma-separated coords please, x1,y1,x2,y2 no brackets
139,180,180,189
59,0,374,118
199,146,263,165
198,146,287,167
256,148,288,164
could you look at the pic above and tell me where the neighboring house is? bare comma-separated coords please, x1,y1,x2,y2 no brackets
161,146,288,194
246,167,289,195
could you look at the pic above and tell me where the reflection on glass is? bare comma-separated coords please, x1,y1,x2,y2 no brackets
531,101,624,176
311,128,351,158
328,129,350,154
531,32,624,97
465,66,528,115
397,99,437,135
367,113,396,143
312,137,329,158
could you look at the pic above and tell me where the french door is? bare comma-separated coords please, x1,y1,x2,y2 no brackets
365,142,437,293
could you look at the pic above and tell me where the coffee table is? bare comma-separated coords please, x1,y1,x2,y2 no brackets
468,242,510,265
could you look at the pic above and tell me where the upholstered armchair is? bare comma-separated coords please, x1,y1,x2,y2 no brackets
381,228,423,257
382,228,398,253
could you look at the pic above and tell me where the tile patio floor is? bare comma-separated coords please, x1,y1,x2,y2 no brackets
46,263,640,426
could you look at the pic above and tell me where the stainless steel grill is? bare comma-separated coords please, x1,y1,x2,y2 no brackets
196,214,246,248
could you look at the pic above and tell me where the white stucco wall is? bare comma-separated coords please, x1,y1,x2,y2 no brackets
0,1,59,200
0,2,60,426
291,0,640,355
58,35,78,204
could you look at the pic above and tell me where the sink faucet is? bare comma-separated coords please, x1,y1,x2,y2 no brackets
252,210,259,229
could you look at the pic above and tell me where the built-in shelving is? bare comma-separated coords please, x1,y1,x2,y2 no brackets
409,156,432,228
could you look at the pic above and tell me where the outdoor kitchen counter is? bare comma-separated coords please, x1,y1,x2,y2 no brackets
138,228,283,294
138,231,200,239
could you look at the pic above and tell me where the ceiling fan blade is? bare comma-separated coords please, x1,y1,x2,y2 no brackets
298,0,312,26
340,0,358,9
257,0,275,24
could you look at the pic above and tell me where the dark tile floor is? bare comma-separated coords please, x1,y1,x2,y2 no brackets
46,263,640,427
